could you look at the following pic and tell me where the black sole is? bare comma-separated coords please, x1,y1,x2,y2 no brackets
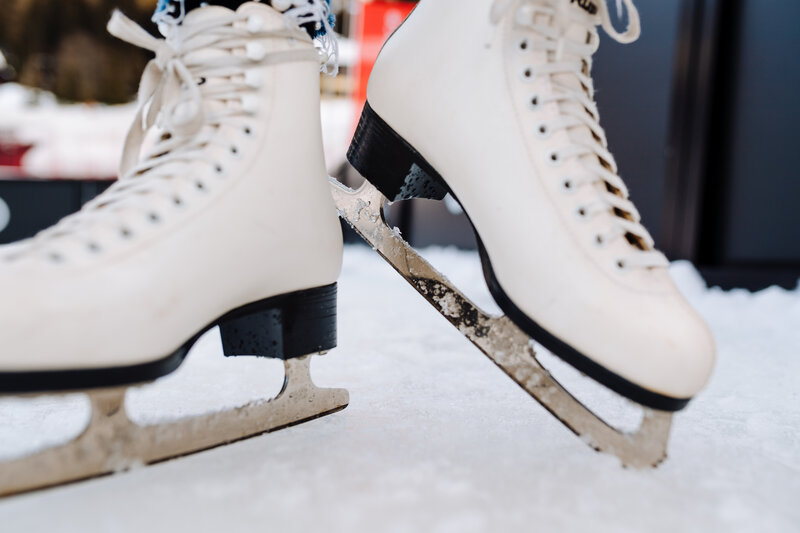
0,284,338,394
348,102,690,412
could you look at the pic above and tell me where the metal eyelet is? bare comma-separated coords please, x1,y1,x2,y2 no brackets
594,234,607,247
535,123,551,139
520,66,535,82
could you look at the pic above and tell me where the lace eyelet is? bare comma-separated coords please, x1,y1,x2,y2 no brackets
547,151,561,166
520,66,535,82
575,206,588,220
535,123,551,139
243,126,253,136
172,196,184,207
518,39,529,51
87,242,102,253
615,259,628,271
148,212,161,224
560,178,575,193
594,234,606,247
119,227,133,239
527,95,540,110
195,181,207,191
229,146,240,157
214,163,224,175
48,252,64,263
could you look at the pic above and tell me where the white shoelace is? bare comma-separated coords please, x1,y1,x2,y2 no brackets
1,11,320,263
153,0,339,75
491,0,667,271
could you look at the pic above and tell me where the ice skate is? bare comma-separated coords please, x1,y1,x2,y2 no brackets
332,0,714,467
0,1,347,496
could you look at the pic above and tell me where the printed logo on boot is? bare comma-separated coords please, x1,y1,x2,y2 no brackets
570,0,598,15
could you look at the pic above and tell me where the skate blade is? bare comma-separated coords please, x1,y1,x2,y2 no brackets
330,178,672,468
0,354,348,497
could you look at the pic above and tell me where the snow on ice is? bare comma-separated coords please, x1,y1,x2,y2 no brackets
0,246,798,533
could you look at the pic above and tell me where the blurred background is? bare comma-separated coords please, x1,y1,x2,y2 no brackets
0,0,798,290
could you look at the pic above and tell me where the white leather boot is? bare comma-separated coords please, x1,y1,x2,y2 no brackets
0,2,342,390
348,0,715,410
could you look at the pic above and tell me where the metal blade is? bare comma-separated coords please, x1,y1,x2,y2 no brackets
330,178,671,468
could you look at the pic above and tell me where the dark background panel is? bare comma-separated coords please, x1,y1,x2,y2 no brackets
721,0,800,263
0,181,112,244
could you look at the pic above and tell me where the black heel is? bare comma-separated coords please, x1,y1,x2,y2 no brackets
347,102,448,202
219,284,337,360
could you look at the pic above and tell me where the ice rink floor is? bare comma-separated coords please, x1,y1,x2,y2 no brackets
1,246,798,532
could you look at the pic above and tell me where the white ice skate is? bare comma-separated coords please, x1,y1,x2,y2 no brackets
0,2,347,496
332,0,715,467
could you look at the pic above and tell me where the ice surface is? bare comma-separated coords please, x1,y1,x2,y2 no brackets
0,247,798,532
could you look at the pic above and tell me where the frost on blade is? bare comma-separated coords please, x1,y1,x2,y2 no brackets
438,292,461,319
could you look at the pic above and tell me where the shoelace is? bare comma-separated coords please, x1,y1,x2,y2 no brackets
491,0,667,271
153,0,339,75
1,11,319,262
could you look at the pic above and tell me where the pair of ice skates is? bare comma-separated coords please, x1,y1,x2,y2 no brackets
0,0,715,496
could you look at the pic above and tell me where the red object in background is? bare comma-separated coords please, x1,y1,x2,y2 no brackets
352,1,415,115
0,141,32,169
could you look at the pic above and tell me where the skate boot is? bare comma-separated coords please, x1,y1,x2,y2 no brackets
332,0,714,466
0,1,346,496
